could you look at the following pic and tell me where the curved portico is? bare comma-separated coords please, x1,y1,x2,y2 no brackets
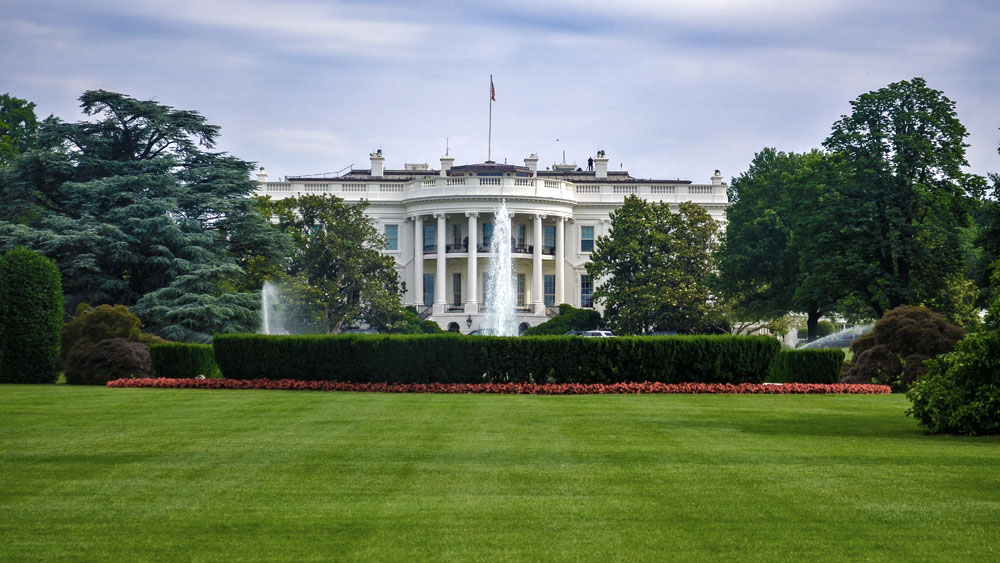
257,151,729,333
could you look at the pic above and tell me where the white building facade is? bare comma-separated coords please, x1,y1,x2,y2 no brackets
256,151,728,333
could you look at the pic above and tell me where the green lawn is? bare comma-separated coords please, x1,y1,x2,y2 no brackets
1,386,997,562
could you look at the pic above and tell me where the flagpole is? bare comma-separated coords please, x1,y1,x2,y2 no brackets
488,74,493,162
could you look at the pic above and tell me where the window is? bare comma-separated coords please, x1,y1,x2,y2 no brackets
543,225,556,252
423,224,436,252
482,222,493,247
452,273,462,306
581,275,593,308
544,275,555,306
423,273,434,306
384,224,398,251
516,224,526,247
516,273,526,307
453,224,462,248
580,226,594,253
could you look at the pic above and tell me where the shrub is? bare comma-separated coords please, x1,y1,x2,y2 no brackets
213,334,781,385
60,304,142,369
840,306,964,391
522,304,601,335
769,349,846,383
0,247,64,383
816,320,837,338
150,343,220,379
64,338,155,385
906,329,1000,435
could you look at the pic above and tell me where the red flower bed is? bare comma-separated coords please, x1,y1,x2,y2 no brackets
107,378,891,395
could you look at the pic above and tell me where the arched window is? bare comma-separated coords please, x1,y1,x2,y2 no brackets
518,322,530,335
447,322,461,333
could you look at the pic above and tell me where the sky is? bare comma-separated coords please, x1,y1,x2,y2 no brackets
2,0,998,184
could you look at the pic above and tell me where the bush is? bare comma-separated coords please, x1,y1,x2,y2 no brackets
61,304,142,368
150,343,220,379
522,304,601,335
64,338,155,385
0,247,64,383
840,306,964,391
816,320,837,338
213,334,781,385
906,329,1000,435
769,349,846,383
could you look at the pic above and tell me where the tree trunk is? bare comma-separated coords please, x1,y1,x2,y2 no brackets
806,309,822,341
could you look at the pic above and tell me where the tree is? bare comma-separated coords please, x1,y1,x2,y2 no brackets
0,91,291,338
0,94,39,168
522,303,601,335
268,194,404,334
0,247,63,383
716,148,845,340
586,196,720,335
820,77,983,318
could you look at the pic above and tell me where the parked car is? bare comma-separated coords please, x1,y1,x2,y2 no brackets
581,330,615,337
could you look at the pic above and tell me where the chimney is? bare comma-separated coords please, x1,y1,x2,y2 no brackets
594,150,609,179
370,149,385,178
440,155,454,176
256,167,268,183
524,154,539,177
711,169,724,185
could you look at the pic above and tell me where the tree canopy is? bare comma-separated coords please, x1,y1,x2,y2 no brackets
586,196,720,335
0,90,290,340
820,77,982,320
264,194,404,334
0,93,40,168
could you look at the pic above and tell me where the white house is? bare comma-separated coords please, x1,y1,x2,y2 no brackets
256,150,728,333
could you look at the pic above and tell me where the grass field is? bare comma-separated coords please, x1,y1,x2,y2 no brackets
1,385,998,561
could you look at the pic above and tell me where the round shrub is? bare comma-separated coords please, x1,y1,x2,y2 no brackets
0,247,64,383
64,338,155,385
840,306,964,391
906,329,1000,435
60,304,142,368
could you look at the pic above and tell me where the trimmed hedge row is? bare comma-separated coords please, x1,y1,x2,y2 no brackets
212,334,781,384
768,349,846,384
150,343,220,379
0,247,63,384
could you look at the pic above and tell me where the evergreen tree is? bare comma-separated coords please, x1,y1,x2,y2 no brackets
0,247,63,383
0,91,291,339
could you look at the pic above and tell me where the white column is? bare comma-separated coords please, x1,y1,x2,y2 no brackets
466,212,478,313
555,217,565,305
532,214,543,312
414,216,423,307
435,213,447,311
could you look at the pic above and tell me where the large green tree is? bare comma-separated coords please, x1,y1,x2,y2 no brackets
716,148,843,340
267,194,404,334
0,93,39,168
586,196,720,335
820,77,983,319
0,90,290,339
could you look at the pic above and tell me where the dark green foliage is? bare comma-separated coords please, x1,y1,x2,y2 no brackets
0,93,39,168
385,307,443,334
60,304,142,368
64,338,154,385
841,306,964,391
0,90,290,338
150,343,219,379
522,304,601,335
769,349,845,384
820,78,982,319
0,247,63,383
213,334,780,385
815,321,837,338
586,196,721,335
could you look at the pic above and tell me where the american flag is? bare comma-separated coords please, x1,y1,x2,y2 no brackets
490,77,495,101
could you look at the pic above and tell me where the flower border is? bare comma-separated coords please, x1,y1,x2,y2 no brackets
107,378,892,395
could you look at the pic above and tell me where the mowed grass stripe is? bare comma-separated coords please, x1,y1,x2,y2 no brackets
1,386,997,561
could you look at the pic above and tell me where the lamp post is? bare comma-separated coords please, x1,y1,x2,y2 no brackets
466,315,473,329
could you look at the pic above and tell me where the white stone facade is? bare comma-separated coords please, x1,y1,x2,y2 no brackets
256,151,728,333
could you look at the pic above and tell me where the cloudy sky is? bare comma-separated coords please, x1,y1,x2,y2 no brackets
3,0,998,183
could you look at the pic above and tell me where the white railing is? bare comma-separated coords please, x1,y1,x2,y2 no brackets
446,178,466,186
514,178,533,186
422,179,436,188
576,185,600,194
689,186,713,195
343,183,368,193
651,185,676,194
380,184,403,192
479,177,501,186
613,186,637,194
544,180,560,189
266,182,292,192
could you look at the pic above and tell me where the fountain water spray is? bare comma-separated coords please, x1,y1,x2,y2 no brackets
482,200,519,336
260,281,287,335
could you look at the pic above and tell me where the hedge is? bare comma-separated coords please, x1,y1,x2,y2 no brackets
212,334,781,384
150,343,220,379
768,349,846,384
0,247,64,384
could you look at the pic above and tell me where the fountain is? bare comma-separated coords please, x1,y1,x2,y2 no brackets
481,200,519,336
260,281,288,335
